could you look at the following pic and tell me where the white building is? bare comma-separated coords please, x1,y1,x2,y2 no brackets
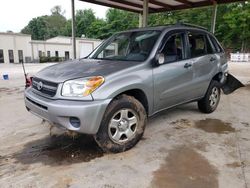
0,32,102,64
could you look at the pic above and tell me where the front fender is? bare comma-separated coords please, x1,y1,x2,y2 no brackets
91,64,154,114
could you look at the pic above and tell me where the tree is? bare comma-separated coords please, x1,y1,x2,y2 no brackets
21,6,67,40
99,9,138,39
21,3,249,52
21,16,48,40
222,2,250,52
76,9,96,37
86,18,107,39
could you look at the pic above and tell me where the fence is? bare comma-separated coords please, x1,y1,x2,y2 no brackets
230,53,250,62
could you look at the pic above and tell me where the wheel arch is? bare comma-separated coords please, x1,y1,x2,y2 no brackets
212,72,223,83
112,89,149,116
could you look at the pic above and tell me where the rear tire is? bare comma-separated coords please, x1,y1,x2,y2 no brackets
198,80,221,113
94,95,147,153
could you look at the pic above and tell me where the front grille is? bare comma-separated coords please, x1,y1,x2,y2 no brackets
32,77,58,97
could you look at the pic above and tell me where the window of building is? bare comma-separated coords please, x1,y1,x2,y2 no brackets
18,50,23,63
8,50,14,63
0,49,4,63
65,51,70,60
47,51,50,57
38,51,42,57
55,51,59,57
160,33,185,63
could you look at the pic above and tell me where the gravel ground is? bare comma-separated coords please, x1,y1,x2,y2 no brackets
0,62,250,188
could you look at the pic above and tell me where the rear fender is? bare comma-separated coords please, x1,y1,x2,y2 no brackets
221,74,245,95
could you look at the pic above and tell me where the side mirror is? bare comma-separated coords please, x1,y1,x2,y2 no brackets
155,53,165,65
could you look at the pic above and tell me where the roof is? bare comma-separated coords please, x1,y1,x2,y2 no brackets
117,23,210,33
80,0,244,13
30,36,101,45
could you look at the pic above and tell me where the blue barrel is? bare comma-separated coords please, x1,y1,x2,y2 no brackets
3,74,9,80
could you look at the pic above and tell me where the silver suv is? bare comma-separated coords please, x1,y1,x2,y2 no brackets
25,24,242,153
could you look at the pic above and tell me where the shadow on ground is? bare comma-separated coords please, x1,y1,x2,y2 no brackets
11,134,104,166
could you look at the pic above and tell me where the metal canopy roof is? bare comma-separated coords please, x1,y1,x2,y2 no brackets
80,0,243,13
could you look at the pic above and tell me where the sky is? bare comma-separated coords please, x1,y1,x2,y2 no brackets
0,0,109,33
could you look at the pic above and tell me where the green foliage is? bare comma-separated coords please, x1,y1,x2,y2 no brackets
21,16,48,40
21,3,250,52
21,6,67,40
76,9,96,37
220,2,250,52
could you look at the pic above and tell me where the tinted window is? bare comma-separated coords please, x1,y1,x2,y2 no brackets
209,35,222,53
161,33,184,63
188,33,206,57
188,32,215,58
205,36,213,54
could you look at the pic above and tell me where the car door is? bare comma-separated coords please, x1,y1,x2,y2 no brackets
186,31,217,98
153,31,196,112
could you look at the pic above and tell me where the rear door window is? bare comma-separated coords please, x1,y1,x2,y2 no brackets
188,32,213,58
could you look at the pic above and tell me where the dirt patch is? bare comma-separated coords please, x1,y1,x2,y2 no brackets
9,134,104,166
241,122,250,127
151,146,218,188
226,162,243,168
243,84,250,90
171,119,192,129
0,87,22,95
192,142,208,152
54,177,72,188
194,118,235,134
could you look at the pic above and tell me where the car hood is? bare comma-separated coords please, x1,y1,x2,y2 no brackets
35,59,140,83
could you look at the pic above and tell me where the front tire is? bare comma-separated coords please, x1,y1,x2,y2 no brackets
94,95,147,153
198,80,221,113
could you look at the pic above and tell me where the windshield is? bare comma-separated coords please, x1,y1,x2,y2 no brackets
88,30,161,62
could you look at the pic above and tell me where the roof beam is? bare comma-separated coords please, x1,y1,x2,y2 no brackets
174,0,192,7
108,0,142,10
148,0,173,10
155,1,214,12
79,0,141,13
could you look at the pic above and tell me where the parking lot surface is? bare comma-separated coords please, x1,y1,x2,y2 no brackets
0,62,250,188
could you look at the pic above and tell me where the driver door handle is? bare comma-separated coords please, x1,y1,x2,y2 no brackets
210,57,216,62
184,62,192,68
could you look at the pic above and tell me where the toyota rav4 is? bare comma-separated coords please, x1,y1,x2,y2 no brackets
25,24,243,153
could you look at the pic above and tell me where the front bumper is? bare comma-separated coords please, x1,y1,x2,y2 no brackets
25,88,111,134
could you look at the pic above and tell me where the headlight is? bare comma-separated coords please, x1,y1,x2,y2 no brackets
62,76,104,97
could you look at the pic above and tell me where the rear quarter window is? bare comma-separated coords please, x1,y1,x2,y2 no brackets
209,35,223,53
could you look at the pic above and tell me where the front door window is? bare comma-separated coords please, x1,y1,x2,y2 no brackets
160,33,185,63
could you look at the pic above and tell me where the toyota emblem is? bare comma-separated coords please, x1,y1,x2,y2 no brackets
37,81,43,90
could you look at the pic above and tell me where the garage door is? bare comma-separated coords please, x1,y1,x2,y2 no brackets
80,42,94,58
